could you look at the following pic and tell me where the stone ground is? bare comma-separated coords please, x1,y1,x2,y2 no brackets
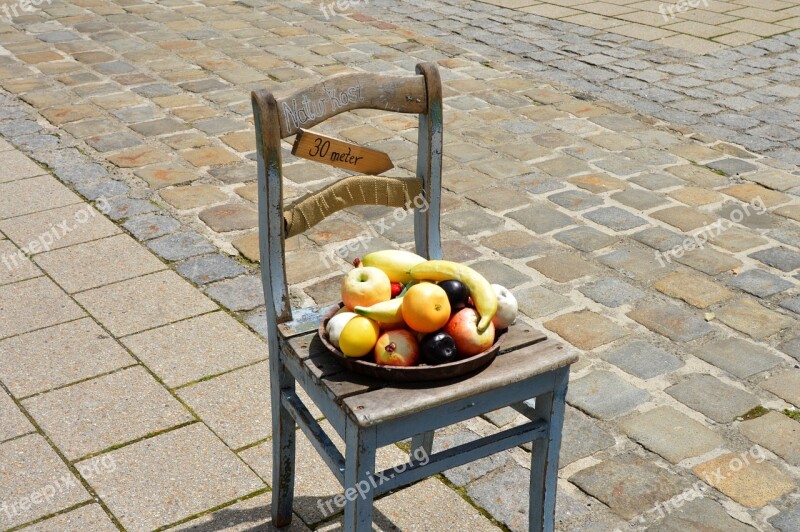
0,0,799,531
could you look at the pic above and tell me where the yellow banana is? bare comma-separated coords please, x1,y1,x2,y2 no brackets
355,297,405,327
409,260,497,333
361,250,425,284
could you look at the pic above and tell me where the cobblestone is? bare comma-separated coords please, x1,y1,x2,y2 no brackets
147,231,216,262
601,340,683,379
666,374,760,423
620,406,722,463
567,370,649,420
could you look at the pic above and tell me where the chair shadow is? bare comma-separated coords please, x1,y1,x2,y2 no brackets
173,495,400,531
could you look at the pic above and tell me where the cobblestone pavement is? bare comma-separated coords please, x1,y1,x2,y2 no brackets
365,0,800,168
0,0,799,530
478,0,800,51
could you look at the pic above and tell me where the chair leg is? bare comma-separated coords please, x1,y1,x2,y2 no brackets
270,363,296,526
528,367,569,532
410,430,434,461
344,422,377,531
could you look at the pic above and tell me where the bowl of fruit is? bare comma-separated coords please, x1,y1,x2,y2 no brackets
318,250,519,382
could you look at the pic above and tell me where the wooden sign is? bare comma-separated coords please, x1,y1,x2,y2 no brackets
291,129,393,175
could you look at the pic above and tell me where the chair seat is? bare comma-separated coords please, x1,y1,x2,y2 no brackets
277,304,577,430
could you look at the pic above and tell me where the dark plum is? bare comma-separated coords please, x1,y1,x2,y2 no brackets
420,331,458,365
438,280,469,311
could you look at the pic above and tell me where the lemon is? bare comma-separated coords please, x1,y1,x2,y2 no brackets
338,316,380,357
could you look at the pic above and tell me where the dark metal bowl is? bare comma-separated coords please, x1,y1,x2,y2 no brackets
317,304,505,382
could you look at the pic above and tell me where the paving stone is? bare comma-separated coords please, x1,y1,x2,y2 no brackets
134,164,198,189
177,361,273,449
183,146,240,167
462,465,543,532
705,157,758,176
122,311,265,389
86,131,141,152
0,388,33,441
695,336,782,378
442,206,504,235
0,277,85,340
568,173,626,193
567,370,648,420
629,172,684,190
75,270,217,337
147,231,216,261
480,230,552,259
749,247,800,272
667,186,723,207
80,423,263,532
546,189,603,211
469,260,529,288
708,226,769,252
534,156,592,178
578,277,643,308
159,184,227,209
692,452,794,508
677,248,742,276
507,204,573,234
24,366,192,459
760,371,800,407
649,205,717,232
553,225,618,252
0,317,134,398
717,203,781,231
654,271,734,308
747,170,800,192
0,175,81,220
560,405,615,466
569,453,688,520
778,336,800,363
528,254,598,283
726,268,793,298
723,183,792,208
583,206,647,231
21,504,118,532
107,146,170,168
667,164,727,188
600,246,673,283
514,285,572,319
611,188,667,210
666,374,759,423
199,204,258,233
715,298,793,339
740,411,800,466
0,435,90,529
621,406,722,463
770,504,800,532
175,492,309,531
175,254,246,286
627,301,713,342
34,234,166,293
0,148,46,183
205,274,264,312
0,239,41,286
123,214,180,241
648,497,756,532
601,340,684,379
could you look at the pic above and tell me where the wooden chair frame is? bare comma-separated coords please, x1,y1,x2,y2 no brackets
252,63,575,531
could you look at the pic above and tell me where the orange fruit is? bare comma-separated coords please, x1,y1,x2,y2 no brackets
401,283,451,333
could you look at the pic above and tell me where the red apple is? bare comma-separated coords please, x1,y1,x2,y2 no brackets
374,329,420,366
342,266,391,311
445,308,495,357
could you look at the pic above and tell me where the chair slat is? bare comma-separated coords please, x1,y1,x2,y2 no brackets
276,72,427,138
342,340,576,427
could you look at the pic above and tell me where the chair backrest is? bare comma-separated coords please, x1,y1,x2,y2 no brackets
252,63,443,325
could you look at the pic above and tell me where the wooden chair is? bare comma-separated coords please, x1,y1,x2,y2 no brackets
252,63,577,531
